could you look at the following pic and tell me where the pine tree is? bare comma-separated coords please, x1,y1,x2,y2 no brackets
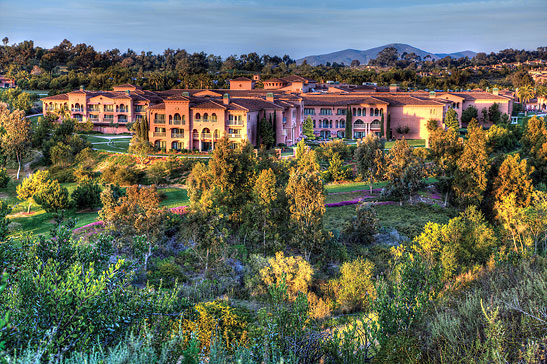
380,113,385,138
328,152,345,182
345,106,352,139
272,111,277,145
453,125,490,207
303,115,315,139
444,108,459,131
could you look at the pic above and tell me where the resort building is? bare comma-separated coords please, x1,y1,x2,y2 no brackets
41,77,514,151
0,75,15,88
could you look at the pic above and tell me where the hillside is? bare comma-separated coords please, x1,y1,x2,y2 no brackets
297,43,477,66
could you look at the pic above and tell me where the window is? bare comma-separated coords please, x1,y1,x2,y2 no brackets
135,115,144,121
155,114,165,123
304,108,315,115
339,120,345,128
211,113,217,121
104,105,114,112
320,108,332,115
195,113,201,120
118,115,127,123
337,108,346,115
135,105,144,112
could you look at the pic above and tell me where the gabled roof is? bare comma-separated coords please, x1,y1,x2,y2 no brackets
41,93,69,101
192,100,227,110
231,98,284,111
148,103,165,110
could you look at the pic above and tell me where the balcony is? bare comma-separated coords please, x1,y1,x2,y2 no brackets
71,108,84,112
227,120,244,126
229,133,242,138
171,133,184,138
201,133,212,139
153,132,166,137
154,119,166,125
89,116,99,122
88,108,100,112
173,120,184,125
194,118,202,123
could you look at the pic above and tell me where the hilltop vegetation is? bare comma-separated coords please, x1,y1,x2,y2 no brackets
0,89,546,362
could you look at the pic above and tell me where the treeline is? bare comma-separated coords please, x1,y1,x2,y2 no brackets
1,37,544,94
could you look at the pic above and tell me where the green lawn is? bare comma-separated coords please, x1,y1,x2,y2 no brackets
384,139,425,149
3,182,189,237
325,181,386,194
92,141,131,153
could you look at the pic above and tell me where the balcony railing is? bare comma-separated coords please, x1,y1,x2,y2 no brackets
194,118,201,123
171,133,184,138
153,132,166,137
229,133,242,138
88,108,100,112
227,120,244,126
71,108,84,112
173,120,183,125
201,133,212,139
89,117,99,122
154,119,166,124
193,133,199,139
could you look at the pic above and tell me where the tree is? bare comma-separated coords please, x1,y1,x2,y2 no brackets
34,179,70,213
71,181,102,210
384,138,426,205
285,148,325,255
16,170,50,213
520,116,547,183
517,85,535,114
493,154,534,210
355,134,385,193
461,105,478,126
253,168,278,254
187,137,256,221
327,152,345,182
50,142,73,167
303,115,314,139
345,106,352,139
330,258,376,313
100,184,166,271
428,124,463,206
453,124,490,207
0,104,30,179
258,117,275,149
488,103,502,124
444,108,459,131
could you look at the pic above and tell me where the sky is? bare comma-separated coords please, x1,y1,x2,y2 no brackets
1,0,546,59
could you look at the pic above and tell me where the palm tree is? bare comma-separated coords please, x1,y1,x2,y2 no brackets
517,85,535,115
149,72,164,90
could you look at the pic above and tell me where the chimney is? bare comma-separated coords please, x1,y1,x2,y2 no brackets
266,92,274,102
389,84,399,93
492,87,499,96
253,74,261,81
429,91,436,98
80,85,85,91
223,93,230,105
182,91,189,97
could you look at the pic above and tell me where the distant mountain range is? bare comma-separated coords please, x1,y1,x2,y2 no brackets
296,43,477,66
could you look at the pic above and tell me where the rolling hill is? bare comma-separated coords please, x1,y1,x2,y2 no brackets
297,43,476,66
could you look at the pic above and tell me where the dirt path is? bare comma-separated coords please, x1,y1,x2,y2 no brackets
23,151,43,178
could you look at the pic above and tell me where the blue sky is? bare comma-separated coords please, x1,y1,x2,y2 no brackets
1,0,546,58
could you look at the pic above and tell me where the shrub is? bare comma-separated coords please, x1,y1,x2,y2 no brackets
343,203,379,245
48,165,75,183
101,164,144,185
0,168,10,188
147,257,187,288
71,182,102,210
259,251,314,300
179,300,249,352
34,179,71,212
330,258,376,313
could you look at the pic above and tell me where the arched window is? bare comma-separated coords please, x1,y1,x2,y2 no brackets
181,115,186,124
370,108,373,116
354,119,365,128
371,119,381,129
211,113,217,121
174,113,182,125
203,113,209,121
353,108,356,115
169,115,173,124
195,113,201,120
323,118,328,128
380,109,384,116
363,108,366,116
357,108,361,116
375,108,379,116
192,129,198,139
